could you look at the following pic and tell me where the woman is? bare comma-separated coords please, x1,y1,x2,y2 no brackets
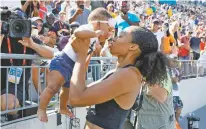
69,26,168,129
170,21,181,55
161,23,176,55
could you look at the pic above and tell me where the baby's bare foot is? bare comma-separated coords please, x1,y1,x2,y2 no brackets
59,108,74,118
37,108,48,123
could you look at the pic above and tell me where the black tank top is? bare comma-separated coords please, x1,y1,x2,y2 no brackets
86,64,135,129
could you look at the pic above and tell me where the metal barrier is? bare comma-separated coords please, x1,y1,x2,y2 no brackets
1,53,206,125
0,53,117,126
179,60,206,78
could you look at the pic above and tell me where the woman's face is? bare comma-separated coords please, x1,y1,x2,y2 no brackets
108,30,138,57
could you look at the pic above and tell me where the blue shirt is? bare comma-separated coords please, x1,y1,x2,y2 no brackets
115,12,140,36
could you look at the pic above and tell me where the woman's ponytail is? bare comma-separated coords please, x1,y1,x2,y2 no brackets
136,52,168,86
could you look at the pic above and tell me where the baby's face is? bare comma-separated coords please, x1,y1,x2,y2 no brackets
98,23,115,42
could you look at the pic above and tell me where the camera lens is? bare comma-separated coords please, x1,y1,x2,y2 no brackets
13,21,24,33
14,23,23,33
11,20,26,37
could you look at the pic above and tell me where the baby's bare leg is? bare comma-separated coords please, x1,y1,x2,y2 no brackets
59,87,74,117
37,70,65,123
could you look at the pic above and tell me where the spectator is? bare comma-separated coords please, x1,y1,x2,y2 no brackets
21,0,40,18
161,23,176,55
43,13,56,33
61,0,71,20
30,17,52,94
151,19,164,51
170,21,181,45
115,1,140,36
32,31,58,94
146,5,153,16
107,3,116,18
179,31,192,60
52,0,64,16
179,31,193,76
170,21,180,56
168,54,183,123
53,11,70,36
85,0,91,9
39,1,47,22
167,6,173,18
200,36,206,53
31,17,44,36
190,31,201,60
198,43,206,76
45,1,53,13
90,0,105,11
68,0,91,25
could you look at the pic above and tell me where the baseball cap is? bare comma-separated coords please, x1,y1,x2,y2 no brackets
31,17,43,23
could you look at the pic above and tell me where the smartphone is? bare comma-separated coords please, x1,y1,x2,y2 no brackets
79,5,84,10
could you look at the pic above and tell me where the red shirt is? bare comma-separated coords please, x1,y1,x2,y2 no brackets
178,36,190,57
200,42,205,51
39,5,47,20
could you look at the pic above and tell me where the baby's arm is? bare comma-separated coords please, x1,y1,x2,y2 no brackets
74,29,104,39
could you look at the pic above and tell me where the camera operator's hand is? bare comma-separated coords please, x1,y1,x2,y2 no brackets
75,8,83,16
18,37,35,48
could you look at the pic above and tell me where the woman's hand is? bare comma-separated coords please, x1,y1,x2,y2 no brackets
71,37,90,58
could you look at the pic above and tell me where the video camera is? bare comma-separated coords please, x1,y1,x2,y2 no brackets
0,6,31,38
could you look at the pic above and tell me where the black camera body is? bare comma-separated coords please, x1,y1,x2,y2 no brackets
1,7,31,38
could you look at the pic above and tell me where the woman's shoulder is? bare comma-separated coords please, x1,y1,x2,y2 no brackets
116,66,142,82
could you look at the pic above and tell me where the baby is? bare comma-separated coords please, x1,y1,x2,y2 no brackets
37,8,115,122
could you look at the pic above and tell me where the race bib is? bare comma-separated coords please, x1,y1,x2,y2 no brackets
8,68,23,84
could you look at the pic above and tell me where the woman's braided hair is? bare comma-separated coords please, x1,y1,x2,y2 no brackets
130,26,168,86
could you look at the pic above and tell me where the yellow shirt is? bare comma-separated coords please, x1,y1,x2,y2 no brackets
110,12,116,18
162,35,175,54
168,9,172,17
146,8,153,16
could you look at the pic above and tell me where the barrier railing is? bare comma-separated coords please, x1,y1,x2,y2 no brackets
1,53,206,126
0,53,117,126
179,60,206,78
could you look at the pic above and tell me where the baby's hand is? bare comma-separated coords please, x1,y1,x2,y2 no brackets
95,30,104,37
